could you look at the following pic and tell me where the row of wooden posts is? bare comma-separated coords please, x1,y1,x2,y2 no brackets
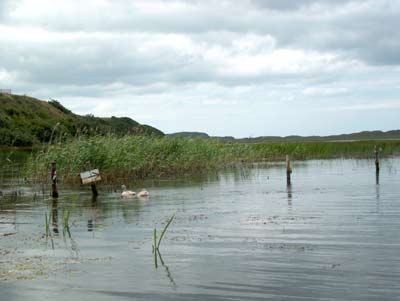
50,146,382,197
285,145,381,185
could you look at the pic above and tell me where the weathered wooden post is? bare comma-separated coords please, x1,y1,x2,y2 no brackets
51,161,59,198
374,145,380,174
80,169,101,197
286,155,292,185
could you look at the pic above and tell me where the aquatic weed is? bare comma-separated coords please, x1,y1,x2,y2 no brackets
152,214,175,269
44,210,54,249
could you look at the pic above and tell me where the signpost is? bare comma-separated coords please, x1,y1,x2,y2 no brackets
80,169,101,197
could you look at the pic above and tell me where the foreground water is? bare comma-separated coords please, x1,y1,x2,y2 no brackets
1,158,400,300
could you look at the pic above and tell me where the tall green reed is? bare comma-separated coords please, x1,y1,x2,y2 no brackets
25,136,400,184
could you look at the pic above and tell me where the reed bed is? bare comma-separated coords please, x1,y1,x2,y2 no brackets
25,135,400,184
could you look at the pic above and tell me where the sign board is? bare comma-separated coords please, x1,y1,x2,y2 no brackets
80,169,101,185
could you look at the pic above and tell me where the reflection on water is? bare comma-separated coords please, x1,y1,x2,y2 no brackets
376,171,380,214
157,250,176,287
52,198,59,235
1,158,400,300
87,197,98,232
286,182,292,207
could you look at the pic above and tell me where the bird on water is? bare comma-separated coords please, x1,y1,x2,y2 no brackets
137,189,149,197
121,185,136,197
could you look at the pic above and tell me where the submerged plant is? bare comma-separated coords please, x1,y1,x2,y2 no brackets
157,214,175,250
45,212,50,237
62,209,71,238
152,214,175,269
44,210,54,249
153,228,158,268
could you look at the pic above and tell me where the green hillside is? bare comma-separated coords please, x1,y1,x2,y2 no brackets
0,93,163,146
168,132,211,139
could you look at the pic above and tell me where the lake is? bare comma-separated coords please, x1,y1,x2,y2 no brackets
1,158,400,300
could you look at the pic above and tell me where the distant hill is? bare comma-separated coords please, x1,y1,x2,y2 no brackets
232,130,400,143
167,132,237,142
168,130,400,143
167,132,211,139
0,93,164,146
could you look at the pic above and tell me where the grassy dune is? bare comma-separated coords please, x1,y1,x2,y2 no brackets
0,94,163,146
25,136,400,183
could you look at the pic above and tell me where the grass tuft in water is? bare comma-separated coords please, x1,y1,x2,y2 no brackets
62,209,71,238
157,214,175,250
152,214,175,269
44,210,54,249
45,212,50,237
153,228,158,268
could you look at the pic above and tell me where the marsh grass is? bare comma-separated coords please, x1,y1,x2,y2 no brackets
25,136,400,184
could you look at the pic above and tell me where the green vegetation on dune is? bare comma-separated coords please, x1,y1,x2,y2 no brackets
0,93,163,146
26,136,400,184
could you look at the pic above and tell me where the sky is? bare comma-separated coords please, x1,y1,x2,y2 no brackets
1,0,400,137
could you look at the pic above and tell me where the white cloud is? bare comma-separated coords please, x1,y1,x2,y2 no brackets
0,67,15,85
321,101,400,112
303,86,350,97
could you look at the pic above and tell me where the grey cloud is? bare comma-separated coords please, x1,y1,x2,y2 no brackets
0,0,16,20
0,34,333,91
252,1,400,65
250,0,361,11
1,39,177,85
288,1,400,65
3,0,397,66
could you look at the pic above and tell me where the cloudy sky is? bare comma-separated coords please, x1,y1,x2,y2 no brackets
1,0,399,137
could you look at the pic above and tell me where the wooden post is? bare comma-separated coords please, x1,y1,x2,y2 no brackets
374,145,380,174
286,155,292,185
51,161,59,198
91,184,98,197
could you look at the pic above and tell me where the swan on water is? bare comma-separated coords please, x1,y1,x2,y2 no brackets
137,189,149,197
121,185,136,197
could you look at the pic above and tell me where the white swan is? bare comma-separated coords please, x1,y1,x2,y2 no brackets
137,189,149,197
121,185,136,198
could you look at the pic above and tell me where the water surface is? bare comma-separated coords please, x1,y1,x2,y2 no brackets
1,158,400,300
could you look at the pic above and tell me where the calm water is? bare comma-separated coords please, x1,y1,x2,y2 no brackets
1,158,400,300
